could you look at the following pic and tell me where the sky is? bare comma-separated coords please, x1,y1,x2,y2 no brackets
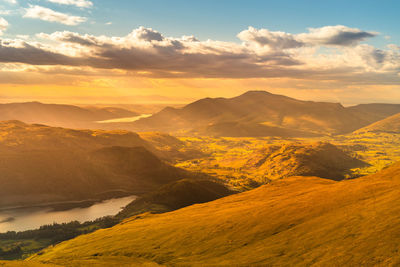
0,0,399,105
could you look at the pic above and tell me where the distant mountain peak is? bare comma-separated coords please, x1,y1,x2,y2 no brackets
239,90,274,97
242,90,273,94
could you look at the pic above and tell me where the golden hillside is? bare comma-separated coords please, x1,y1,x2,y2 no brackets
131,91,400,137
245,142,367,180
117,179,234,218
0,262,60,267
0,121,197,208
28,162,400,266
355,112,400,134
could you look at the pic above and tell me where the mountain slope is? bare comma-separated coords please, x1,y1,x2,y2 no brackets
348,103,400,122
0,102,138,129
138,132,205,162
354,112,400,133
117,179,234,218
131,91,387,137
29,162,400,266
245,142,367,180
0,121,196,208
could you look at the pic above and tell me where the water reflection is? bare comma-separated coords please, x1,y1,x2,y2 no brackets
0,195,136,233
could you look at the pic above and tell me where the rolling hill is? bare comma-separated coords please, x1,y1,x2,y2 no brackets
0,121,199,209
348,103,400,122
27,161,400,266
0,102,138,129
131,91,400,137
117,179,235,218
244,142,367,181
354,112,400,134
137,132,205,162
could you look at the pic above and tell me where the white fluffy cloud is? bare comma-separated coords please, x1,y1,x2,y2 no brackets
1,25,399,84
3,0,17,4
237,27,303,49
23,5,87,25
0,17,9,35
298,25,377,46
238,25,377,48
46,0,93,8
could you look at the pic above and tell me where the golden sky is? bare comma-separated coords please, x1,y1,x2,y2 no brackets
0,13,399,105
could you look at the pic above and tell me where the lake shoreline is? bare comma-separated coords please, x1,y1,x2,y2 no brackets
0,195,137,233
0,189,139,213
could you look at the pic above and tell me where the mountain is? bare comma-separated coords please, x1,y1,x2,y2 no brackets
0,121,198,209
0,102,138,129
131,91,397,137
244,142,367,181
3,95,400,137
28,162,400,266
138,132,205,162
354,112,400,134
117,179,234,218
348,103,400,123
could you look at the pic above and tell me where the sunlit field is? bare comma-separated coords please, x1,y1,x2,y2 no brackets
176,133,400,190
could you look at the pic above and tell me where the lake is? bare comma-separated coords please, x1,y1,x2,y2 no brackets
0,195,137,233
96,114,152,123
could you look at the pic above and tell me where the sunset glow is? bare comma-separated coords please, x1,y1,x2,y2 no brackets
0,0,399,104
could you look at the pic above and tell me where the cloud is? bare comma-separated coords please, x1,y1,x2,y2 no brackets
0,17,8,35
298,25,377,46
16,34,29,39
37,31,101,46
238,27,303,49
1,26,399,85
46,0,93,8
3,0,17,4
35,27,300,77
23,5,87,25
239,25,377,48
0,39,81,65
130,26,164,42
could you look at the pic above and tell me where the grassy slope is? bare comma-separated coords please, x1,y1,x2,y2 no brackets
117,179,234,218
138,132,205,162
0,121,197,208
176,138,371,189
29,162,400,266
355,112,400,134
0,262,60,267
244,142,367,181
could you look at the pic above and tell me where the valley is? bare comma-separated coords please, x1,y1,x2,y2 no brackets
2,91,400,265
2,2,399,264
1,1,399,264
175,132,400,190
27,162,400,266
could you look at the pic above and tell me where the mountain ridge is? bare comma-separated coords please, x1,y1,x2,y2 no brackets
131,90,400,137
0,102,138,129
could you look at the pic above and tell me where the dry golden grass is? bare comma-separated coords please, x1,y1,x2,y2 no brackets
176,133,400,189
27,162,400,266
0,261,60,267
355,112,400,134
